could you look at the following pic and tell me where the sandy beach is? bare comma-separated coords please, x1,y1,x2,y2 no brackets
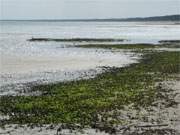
0,21,180,135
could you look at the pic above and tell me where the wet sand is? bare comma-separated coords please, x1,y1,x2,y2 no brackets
0,49,139,95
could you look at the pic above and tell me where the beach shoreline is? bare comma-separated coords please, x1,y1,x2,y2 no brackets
1,20,180,134
0,42,180,134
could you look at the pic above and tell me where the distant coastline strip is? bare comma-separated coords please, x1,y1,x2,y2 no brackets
1,14,180,22
159,40,180,44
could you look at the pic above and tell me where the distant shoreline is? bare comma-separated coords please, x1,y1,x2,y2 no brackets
1,14,179,22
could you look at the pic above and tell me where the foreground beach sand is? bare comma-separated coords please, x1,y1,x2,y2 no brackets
0,42,180,135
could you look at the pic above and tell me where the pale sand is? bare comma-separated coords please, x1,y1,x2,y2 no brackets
0,49,139,95
0,50,138,74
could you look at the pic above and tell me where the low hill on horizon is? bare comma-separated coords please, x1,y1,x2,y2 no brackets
76,14,180,22
113,14,180,22
1,14,180,22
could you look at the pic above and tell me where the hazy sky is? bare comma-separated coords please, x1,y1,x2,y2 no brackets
0,0,180,20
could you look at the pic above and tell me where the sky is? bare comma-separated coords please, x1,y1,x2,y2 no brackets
0,0,180,20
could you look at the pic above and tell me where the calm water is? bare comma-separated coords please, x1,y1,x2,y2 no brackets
0,21,180,95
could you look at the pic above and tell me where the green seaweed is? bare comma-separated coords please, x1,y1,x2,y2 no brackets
77,43,180,49
76,44,156,49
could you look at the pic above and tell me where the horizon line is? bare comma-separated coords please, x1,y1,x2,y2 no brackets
0,14,179,21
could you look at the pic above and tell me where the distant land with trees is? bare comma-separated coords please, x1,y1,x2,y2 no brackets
68,14,180,22
109,14,180,22
1,14,180,22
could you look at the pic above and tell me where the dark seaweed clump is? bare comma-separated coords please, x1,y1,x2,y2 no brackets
28,38,125,42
